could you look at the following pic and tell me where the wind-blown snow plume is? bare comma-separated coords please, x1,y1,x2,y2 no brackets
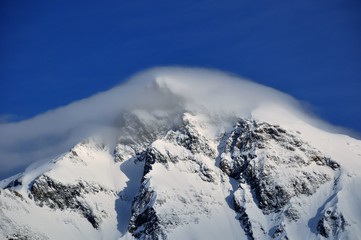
0,67,338,178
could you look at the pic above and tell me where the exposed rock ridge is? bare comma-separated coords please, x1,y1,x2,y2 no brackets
30,174,115,229
0,112,351,240
218,119,342,238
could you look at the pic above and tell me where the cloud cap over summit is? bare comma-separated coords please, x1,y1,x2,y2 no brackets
0,67,346,179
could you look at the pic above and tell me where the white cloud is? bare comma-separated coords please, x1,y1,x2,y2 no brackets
0,67,349,179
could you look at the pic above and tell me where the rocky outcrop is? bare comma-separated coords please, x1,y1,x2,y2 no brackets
167,114,216,158
317,208,347,239
220,119,339,214
217,119,343,238
0,113,353,240
233,189,254,240
128,179,165,240
30,175,113,229
127,113,219,239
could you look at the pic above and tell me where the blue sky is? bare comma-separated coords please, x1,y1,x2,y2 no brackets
1,0,361,133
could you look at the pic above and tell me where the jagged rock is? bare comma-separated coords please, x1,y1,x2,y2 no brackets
284,207,300,222
6,232,48,240
169,114,216,158
272,222,288,239
0,111,356,240
140,147,169,179
129,179,165,240
5,179,22,189
317,208,347,238
233,191,254,240
30,175,111,229
220,119,339,214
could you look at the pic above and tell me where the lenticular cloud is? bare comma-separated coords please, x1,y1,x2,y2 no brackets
0,67,322,178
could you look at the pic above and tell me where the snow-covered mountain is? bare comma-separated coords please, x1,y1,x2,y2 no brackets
1,68,361,240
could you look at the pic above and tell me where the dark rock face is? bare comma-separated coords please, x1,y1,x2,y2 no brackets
6,232,48,240
284,207,300,222
128,179,166,240
126,117,343,239
5,178,22,189
127,113,218,240
272,223,288,239
30,175,111,229
137,113,217,183
217,119,343,238
7,233,29,240
317,208,347,238
2,113,349,239
169,115,216,158
140,147,168,180
233,194,254,240
220,119,339,214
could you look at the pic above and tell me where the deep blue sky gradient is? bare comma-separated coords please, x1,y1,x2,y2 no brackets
1,0,361,133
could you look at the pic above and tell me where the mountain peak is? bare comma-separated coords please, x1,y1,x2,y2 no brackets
0,67,336,178
1,68,361,239
1,109,361,239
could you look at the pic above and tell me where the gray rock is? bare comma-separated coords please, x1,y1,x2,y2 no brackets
317,208,347,238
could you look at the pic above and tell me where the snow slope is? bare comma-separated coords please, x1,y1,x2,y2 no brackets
1,68,360,240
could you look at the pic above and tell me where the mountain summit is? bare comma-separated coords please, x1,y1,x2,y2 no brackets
1,68,360,239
